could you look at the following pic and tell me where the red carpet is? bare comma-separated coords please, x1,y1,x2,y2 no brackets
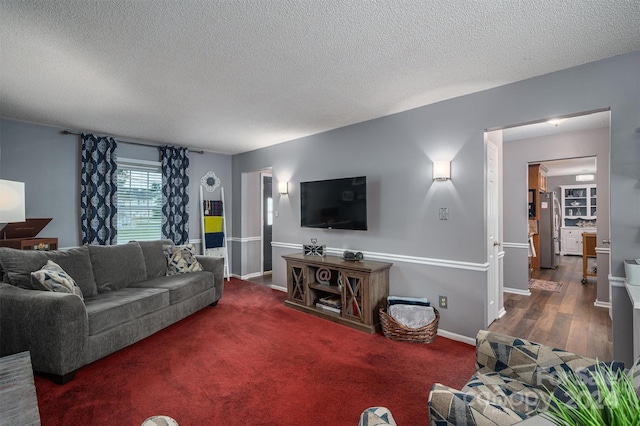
35,279,475,425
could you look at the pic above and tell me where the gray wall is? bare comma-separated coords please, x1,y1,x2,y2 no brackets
503,127,610,305
0,119,232,257
232,51,639,361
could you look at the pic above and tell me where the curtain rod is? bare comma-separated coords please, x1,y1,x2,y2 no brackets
61,130,204,154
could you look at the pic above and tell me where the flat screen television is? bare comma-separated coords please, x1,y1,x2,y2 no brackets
300,176,367,230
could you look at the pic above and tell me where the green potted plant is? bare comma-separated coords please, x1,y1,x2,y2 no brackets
543,363,640,426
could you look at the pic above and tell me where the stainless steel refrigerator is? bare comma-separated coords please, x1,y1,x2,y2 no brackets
539,192,560,269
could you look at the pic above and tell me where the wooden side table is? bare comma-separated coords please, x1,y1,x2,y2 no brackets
0,237,58,251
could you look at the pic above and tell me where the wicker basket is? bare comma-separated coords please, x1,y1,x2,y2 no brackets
379,307,439,343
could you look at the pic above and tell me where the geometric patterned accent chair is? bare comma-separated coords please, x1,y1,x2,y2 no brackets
428,330,601,426
358,407,397,426
359,330,640,426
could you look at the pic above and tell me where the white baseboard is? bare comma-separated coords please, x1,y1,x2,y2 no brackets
437,329,476,346
271,284,287,292
498,307,507,319
234,272,262,280
503,287,531,296
594,300,611,309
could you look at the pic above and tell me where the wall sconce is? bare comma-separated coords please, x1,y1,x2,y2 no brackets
278,181,289,195
433,161,451,181
0,179,26,223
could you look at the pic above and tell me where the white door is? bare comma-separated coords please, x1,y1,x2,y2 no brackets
486,139,500,326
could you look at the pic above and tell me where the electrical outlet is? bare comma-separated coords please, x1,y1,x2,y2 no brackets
439,207,449,220
439,295,448,309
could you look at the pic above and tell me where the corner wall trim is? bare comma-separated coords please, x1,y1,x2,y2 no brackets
271,242,489,272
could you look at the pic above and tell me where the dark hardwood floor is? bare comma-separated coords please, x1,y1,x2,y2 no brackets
489,254,613,361
246,273,273,286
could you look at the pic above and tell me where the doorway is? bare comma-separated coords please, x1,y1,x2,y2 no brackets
491,109,612,360
261,173,273,274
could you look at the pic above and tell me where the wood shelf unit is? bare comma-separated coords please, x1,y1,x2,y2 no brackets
282,253,392,334
0,238,58,251
528,163,548,269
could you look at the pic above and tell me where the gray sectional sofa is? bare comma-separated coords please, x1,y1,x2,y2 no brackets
0,240,223,384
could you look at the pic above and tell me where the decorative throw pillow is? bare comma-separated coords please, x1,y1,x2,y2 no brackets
164,244,203,276
30,260,84,300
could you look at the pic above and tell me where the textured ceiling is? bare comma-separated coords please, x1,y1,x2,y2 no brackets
1,1,638,155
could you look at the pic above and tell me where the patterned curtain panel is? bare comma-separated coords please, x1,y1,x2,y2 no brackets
160,146,190,245
80,133,118,245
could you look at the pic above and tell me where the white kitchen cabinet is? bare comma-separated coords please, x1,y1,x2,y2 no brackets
560,184,597,228
561,227,596,256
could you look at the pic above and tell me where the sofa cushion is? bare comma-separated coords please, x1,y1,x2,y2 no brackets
475,332,597,391
429,383,528,425
130,271,214,305
133,240,174,279
84,287,169,335
88,244,147,293
462,371,550,416
164,244,203,275
30,260,84,300
0,246,98,296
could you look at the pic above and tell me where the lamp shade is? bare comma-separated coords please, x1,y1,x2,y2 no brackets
278,181,288,194
0,179,26,222
433,161,451,181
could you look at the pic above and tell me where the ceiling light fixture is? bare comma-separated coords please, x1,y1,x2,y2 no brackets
547,118,567,127
576,174,595,182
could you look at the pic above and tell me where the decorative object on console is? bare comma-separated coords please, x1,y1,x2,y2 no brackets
342,250,364,261
303,238,326,257
315,267,331,284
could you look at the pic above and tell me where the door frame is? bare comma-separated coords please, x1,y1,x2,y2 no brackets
260,171,273,275
485,136,503,326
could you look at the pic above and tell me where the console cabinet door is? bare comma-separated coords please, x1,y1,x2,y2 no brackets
287,262,306,304
342,271,369,324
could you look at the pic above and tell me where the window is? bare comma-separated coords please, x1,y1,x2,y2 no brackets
266,197,273,226
117,158,163,244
